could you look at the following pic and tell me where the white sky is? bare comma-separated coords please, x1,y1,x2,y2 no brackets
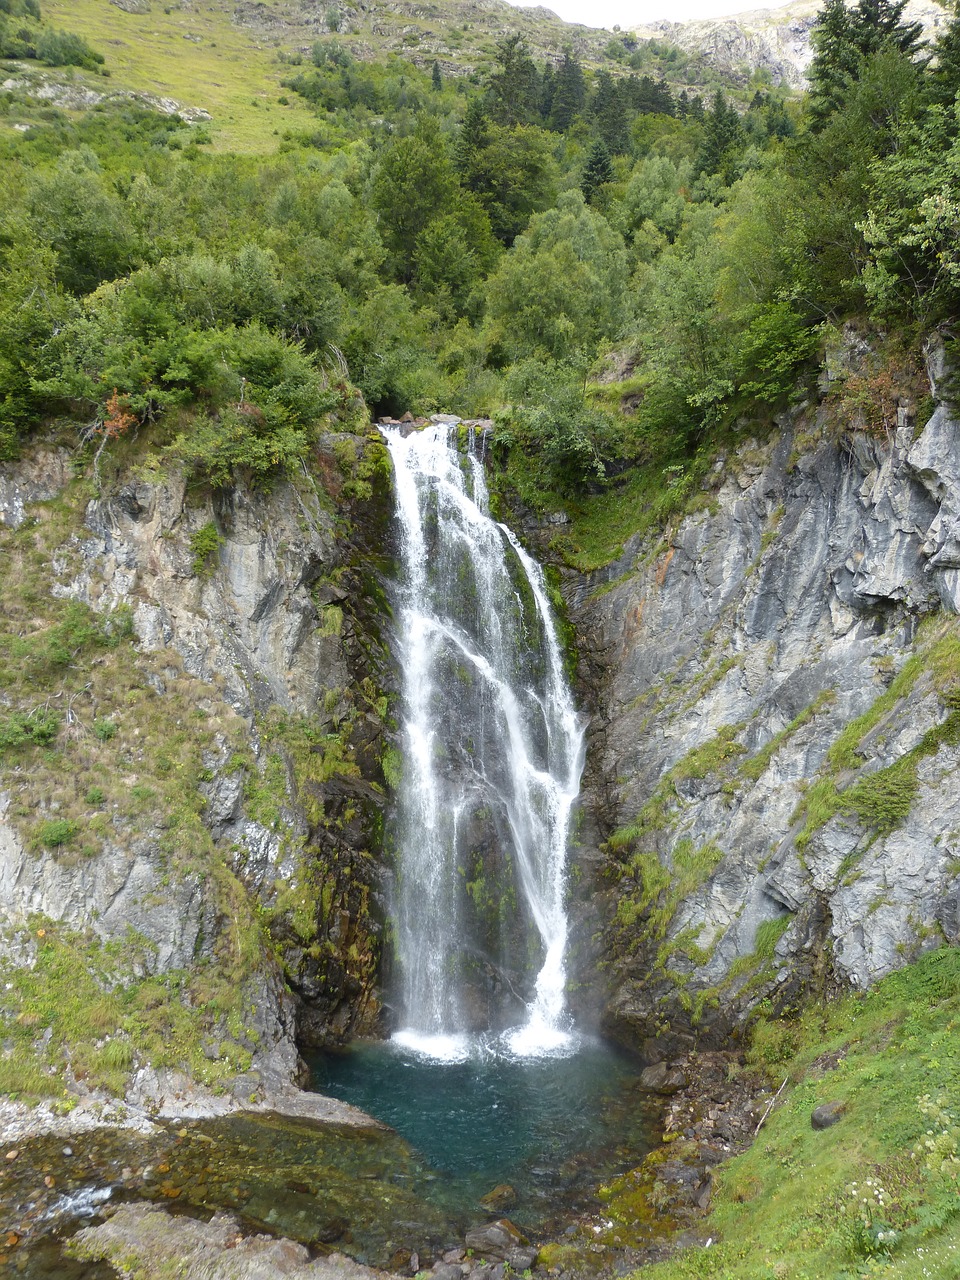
504,0,795,29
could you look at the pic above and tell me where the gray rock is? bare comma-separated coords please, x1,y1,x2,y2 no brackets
811,1101,846,1130
70,1203,395,1279
431,1265,465,1280
639,1062,687,1094
464,1220,526,1260
571,391,960,1047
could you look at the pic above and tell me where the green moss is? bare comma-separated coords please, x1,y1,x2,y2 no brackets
0,919,258,1100
380,745,403,790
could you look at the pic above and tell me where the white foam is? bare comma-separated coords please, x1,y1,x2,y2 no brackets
42,1184,112,1222
391,1029,472,1063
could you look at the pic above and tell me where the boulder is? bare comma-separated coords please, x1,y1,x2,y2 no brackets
464,1219,526,1260
811,1100,846,1130
640,1062,687,1094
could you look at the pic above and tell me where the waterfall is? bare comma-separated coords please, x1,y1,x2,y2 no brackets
382,423,585,1062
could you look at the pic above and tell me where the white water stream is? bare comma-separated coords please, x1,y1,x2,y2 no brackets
382,423,585,1062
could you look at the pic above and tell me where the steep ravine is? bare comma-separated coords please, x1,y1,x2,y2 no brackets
3,352,960,1119
567,338,960,1057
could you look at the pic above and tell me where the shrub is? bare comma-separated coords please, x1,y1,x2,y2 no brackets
189,522,223,577
36,818,80,849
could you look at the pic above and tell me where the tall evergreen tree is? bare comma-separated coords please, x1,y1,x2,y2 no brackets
581,138,614,201
549,50,585,130
694,90,745,179
487,34,540,127
809,0,925,127
431,60,442,92
455,98,489,189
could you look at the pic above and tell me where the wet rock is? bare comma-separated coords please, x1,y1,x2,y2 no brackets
505,1246,538,1270
465,1219,526,1260
431,1263,464,1280
639,1062,687,1095
70,1202,394,1279
811,1100,846,1130
478,1184,517,1212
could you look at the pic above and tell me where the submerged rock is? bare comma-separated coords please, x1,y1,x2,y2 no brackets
478,1184,517,1212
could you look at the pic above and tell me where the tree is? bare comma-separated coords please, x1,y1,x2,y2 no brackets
487,34,540,127
431,60,442,91
369,118,459,276
455,98,490,187
458,123,559,244
484,190,627,362
808,0,925,128
581,140,614,202
549,50,585,130
694,90,745,180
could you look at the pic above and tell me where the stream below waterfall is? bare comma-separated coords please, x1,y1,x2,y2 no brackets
2,1050,659,1278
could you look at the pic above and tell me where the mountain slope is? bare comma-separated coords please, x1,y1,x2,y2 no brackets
630,0,947,88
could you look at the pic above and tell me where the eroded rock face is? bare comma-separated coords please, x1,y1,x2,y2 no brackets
570,350,960,1050
0,433,393,1087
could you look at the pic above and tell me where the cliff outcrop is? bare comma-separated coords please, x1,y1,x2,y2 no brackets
570,338,960,1053
0,426,393,1105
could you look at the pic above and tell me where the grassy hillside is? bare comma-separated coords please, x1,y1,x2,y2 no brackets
38,0,318,152
628,948,960,1279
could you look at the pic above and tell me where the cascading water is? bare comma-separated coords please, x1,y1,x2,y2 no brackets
382,422,585,1061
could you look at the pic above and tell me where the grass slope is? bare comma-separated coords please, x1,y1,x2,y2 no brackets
632,948,960,1279
39,0,319,152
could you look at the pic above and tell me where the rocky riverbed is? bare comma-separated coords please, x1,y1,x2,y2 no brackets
0,1046,782,1279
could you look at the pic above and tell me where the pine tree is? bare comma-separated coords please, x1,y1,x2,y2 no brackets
549,50,585,130
487,34,540,127
455,97,489,190
694,90,745,178
808,0,860,128
431,60,442,92
853,0,923,59
581,138,614,201
809,0,925,128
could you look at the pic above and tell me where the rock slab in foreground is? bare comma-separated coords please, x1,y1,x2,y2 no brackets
71,1203,394,1280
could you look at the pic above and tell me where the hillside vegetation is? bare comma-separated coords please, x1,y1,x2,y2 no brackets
2,0,958,573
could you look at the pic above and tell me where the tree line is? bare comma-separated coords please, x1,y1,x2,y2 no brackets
1,0,959,503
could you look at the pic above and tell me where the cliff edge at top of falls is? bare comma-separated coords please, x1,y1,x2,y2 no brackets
568,333,960,1057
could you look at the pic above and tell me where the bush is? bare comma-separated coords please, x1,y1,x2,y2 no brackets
189,522,223,577
0,708,60,750
92,717,117,742
36,28,104,70
36,818,80,848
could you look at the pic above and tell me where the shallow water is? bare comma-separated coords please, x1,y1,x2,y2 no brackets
1,1041,658,1275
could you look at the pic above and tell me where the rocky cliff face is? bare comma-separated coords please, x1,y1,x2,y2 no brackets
569,338,960,1054
631,0,947,90
6,347,960,1097
0,427,394,1102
